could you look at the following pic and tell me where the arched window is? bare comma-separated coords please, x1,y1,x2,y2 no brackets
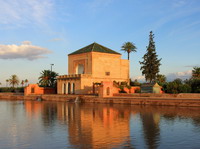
63,84,66,94
72,83,75,94
106,87,110,95
68,82,71,94
76,64,84,74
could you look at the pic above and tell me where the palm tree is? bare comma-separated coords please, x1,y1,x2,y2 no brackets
6,79,9,87
24,79,29,86
9,75,19,88
38,70,58,87
192,67,200,79
121,42,137,60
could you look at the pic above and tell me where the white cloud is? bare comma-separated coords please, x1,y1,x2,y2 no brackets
166,70,192,81
0,0,53,26
0,41,51,60
131,76,146,83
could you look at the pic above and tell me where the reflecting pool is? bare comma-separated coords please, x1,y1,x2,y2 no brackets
1,100,200,149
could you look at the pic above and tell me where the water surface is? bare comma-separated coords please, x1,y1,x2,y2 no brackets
0,100,200,149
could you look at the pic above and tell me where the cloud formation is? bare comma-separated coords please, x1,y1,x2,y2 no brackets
0,41,51,60
0,0,53,26
166,70,192,81
132,70,192,82
131,76,146,83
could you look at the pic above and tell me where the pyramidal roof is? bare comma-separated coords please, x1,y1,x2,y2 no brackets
68,42,121,55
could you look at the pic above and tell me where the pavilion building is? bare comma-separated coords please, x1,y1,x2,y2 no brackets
57,42,129,95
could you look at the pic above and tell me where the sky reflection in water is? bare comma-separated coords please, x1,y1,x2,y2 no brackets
0,101,200,149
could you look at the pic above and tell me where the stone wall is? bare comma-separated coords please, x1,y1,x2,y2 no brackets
1,93,200,107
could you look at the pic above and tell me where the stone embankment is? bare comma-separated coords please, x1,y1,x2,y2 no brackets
1,93,200,107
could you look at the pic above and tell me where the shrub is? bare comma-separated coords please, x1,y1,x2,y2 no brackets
118,85,127,93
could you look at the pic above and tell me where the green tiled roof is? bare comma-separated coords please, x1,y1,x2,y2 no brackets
68,42,121,55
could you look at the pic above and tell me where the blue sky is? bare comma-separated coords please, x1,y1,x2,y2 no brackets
0,0,200,86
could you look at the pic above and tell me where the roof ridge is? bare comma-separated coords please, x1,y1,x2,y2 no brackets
68,42,121,55
91,42,95,52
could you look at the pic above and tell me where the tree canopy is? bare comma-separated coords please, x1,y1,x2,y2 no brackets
9,75,19,88
192,67,200,79
121,42,137,60
38,70,58,87
140,31,161,83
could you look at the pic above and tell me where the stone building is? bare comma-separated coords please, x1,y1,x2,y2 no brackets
57,42,129,95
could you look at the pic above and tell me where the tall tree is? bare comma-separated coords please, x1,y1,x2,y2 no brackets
140,31,161,83
121,42,137,60
6,79,9,87
192,67,200,79
38,70,58,87
9,75,19,88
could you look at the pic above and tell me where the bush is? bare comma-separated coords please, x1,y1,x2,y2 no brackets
179,84,191,93
118,85,127,93
166,82,179,94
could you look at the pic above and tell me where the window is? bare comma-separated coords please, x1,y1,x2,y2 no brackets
105,72,110,76
106,87,110,95
31,87,35,93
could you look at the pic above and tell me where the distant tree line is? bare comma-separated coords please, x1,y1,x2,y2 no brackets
130,67,200,93
0,75,29,93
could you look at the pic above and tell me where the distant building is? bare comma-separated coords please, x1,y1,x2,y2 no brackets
57,42,129,94
141,83,163,93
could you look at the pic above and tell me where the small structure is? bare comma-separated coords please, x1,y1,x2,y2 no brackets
141,83,162,93
98,81,113,97
24,84,56,95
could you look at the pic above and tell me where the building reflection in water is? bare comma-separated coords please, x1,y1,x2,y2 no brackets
57,103,133,149
24,101,200,149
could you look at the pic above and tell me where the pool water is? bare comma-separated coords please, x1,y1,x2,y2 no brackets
0,100,200,149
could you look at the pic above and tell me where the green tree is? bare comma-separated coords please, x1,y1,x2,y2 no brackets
140,31,161,83
192,67,200,79
191,79,200,93
156,74,166,85
38,70,58,87
9,75,19,88
121,42,137,60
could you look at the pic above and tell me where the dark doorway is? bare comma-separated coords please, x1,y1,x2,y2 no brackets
68,83,71,94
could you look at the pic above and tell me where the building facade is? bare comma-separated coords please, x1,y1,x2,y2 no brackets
57,42,129,94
